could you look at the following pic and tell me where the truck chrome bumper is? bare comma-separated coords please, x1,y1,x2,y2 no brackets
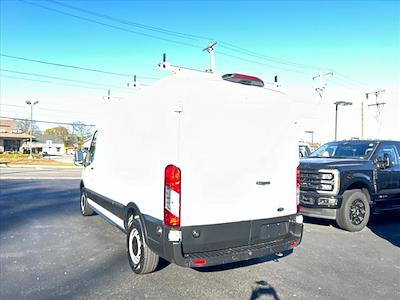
300,206,337,220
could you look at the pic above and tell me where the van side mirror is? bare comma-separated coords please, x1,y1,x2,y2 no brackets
374,155,390,169
74,150,84,166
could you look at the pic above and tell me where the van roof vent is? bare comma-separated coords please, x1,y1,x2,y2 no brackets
222,73,264,87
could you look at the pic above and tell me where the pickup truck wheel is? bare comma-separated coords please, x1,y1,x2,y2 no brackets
336,190,370,232
127,219,159,274
80,189,94,216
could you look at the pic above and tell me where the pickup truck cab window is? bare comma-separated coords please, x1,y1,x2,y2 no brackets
310,141,377,159
375,143,400,166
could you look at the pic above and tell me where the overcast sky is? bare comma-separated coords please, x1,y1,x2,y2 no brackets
1,0,399,144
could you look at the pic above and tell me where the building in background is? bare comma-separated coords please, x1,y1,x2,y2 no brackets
21,135,65,156
0,119,31,153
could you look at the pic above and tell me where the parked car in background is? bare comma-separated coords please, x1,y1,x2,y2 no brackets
299,143,312,158
299,140,400,231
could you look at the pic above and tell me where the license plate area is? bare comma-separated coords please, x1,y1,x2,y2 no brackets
260,222,289,240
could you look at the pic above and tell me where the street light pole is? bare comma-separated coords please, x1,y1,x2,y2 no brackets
334,101,352,141
305,130,314,145
26,100,39,159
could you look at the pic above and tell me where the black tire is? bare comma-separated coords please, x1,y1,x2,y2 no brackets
336,189,370,232
80,189,94,216
127,218,159,274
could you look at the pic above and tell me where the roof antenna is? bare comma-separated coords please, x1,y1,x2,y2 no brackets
158,53,172,70
203,41,217,73
102,89,121,100
127,75,138,88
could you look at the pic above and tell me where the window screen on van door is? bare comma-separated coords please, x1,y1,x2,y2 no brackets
86,131,97,166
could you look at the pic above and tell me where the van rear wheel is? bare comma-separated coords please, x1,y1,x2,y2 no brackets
80,189,94,216
336,189,370,232
127,219,159,274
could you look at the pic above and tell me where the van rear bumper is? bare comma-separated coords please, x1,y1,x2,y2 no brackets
157,215,303,268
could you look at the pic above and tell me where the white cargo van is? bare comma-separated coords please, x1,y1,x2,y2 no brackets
78,69,303,274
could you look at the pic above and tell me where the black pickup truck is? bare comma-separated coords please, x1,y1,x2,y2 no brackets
299,140,400,232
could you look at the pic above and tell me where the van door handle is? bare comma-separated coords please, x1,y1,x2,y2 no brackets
90,167,94,170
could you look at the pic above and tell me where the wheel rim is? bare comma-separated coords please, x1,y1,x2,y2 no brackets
129,228,142,265
80,193,86,213
349,199,366,225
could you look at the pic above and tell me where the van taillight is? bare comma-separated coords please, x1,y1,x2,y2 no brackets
296,166,300,213
164,165,181,227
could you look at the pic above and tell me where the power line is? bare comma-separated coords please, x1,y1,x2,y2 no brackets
19,0,374,87
0,74,133,94
20,0,202,49
216,51,311,75
218,41,327,71
0,54,160,80
0,108,87,119
1,69,133,92
334,71,371,89
0,103,92,115
50,0,210,42
49,0,327,72
0,116,95,127
19,0,324,74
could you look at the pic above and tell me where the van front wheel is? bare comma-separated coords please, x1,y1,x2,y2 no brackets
80,189,94,216
127,219,159,274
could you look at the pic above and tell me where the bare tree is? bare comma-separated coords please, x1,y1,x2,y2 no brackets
72,121,92,149
16,119,40,135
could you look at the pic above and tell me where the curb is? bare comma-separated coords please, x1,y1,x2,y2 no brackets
0,164,82,169
1,177,81,180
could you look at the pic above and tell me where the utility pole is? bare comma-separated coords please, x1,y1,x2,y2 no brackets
26,100,39,159
203,41,217,73
363,89,385,139
368,101,386,123
312,71,333,99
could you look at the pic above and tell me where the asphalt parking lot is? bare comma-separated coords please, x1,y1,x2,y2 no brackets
0,169,399,299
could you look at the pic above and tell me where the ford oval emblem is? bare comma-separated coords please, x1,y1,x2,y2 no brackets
277,207,284,212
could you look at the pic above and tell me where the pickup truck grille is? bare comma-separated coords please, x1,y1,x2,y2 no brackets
300,170,321,191
300,169,338,194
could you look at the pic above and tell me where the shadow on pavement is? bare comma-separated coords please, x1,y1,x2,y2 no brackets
194,249,293,273
303,216,338,227
155,257,171,272
0,179,80,233
250,280,280,300
368,213,400,247
303,212,399,247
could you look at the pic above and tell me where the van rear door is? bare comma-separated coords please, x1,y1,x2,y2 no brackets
179,79,298,230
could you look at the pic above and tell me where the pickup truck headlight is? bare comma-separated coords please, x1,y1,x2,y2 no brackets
320,173,334,180
318,183,334,191
317,169,340,195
